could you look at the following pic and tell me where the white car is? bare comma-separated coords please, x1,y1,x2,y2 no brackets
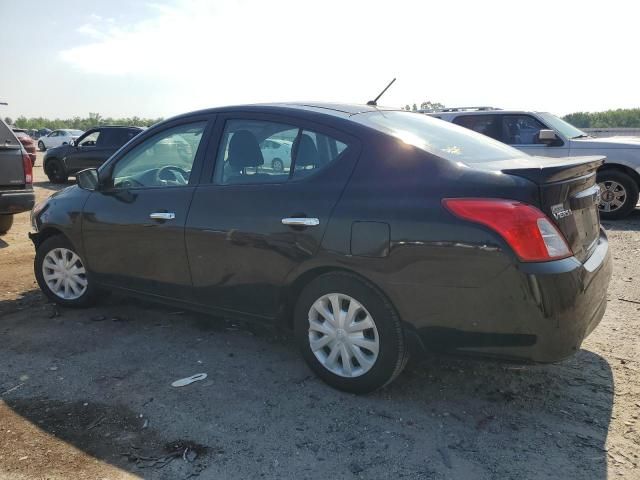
260,138,292,171
37,129,84,151
428,107,640,219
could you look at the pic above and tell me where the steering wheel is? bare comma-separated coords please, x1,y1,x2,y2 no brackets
155,165,189,186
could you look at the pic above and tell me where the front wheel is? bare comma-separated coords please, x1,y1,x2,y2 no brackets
597,170,639,220
34,235,98,307
0,215,14,234
294,272,408,393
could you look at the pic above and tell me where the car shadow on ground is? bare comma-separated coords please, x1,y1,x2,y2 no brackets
0,238,7,249
0,292,613,479
602,207,640,232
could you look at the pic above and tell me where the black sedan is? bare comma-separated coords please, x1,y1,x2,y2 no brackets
29,103,612,393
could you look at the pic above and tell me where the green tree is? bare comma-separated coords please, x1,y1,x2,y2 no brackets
13,114,163,131
4,117,12,125
412,104,417,111
419,101,445,112
563,108,640,128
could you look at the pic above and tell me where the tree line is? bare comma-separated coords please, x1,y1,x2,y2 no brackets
562,109,640,128
6,113,163,131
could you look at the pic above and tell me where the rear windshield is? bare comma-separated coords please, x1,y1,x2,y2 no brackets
356,111,527,163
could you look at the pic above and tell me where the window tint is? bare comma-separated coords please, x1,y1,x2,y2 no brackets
111,122,206,189
213,120,348,185
291,130,347,180
500,115,546,145
79,131,100,147
100,128,139,147
452,115,501,141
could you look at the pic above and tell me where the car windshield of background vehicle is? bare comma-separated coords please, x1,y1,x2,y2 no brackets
537,112,588,139
359,111,527,163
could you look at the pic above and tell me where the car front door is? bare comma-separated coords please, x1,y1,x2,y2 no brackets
65,129,109,174
496,114,570,158
82,117,213,300
185,114,360,318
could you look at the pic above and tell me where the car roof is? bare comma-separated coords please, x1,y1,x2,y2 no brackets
172,102,404,121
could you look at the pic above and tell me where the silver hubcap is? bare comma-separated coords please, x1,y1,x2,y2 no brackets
308,293,379,378
598,180,627,212
42,248,88,300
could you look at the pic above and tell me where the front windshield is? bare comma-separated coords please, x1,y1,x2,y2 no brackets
356,111,527,163
537,112,588,139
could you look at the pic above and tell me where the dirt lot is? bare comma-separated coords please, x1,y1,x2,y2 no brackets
1,153,639,479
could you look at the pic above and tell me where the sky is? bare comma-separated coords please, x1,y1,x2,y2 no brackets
1,0,639,121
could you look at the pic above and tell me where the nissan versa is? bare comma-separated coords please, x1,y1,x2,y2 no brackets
30,103,612,393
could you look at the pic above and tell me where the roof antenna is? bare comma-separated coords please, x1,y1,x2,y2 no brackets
367,78,396,106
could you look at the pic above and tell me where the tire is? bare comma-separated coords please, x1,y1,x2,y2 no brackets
45,158,68,184
38,141,46,151
34,235,98,308
597,170,639,220
0,215,14,235
294,272,409,393
272,158,284,172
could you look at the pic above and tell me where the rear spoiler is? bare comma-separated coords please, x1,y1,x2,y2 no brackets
502,155,605,184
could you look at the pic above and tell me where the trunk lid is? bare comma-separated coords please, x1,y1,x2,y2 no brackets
0,119,26,188
502,155,604,262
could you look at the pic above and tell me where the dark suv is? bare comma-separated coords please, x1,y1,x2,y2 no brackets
43,126,143,183
0,119,34,234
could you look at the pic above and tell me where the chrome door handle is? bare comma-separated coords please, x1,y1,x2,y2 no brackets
281,217,320,227
149,212,175,220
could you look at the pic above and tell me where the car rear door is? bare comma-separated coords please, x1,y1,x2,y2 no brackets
185,113,360,318
82,116,214,300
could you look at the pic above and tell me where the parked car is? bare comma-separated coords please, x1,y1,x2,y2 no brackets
260,138,293,171
37,129,84,151
12,128,37,165
426,107,640,219
0,119,34,234
30,103,611,393
43,126,143,183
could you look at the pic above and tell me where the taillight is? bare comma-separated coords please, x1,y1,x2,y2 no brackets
443,198,572,262
22,150,33,184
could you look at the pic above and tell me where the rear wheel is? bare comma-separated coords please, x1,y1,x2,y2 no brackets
294,272,408,393
0,215,14,235
45,158,68,184
34,235,97,307
597,170,639,220
38,140,46,151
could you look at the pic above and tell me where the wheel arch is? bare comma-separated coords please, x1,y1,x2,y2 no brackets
599,163,640,187
31,226,68,249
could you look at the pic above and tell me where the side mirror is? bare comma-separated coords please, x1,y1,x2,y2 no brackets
77,168,99,191
538,129,558,144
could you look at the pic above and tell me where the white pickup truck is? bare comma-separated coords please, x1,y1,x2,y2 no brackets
427,107,640,219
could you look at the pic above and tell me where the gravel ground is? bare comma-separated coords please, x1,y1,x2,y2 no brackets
0,153,638,479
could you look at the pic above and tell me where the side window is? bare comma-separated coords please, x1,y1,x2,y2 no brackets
500,115,546,145
213,119,349,185
291,130,347,180
452,115,501,141
214,120,297,185
111,122,206,189
79,131,100,147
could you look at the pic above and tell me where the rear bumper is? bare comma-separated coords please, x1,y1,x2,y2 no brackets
0,189,35,215
392,230,612,363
